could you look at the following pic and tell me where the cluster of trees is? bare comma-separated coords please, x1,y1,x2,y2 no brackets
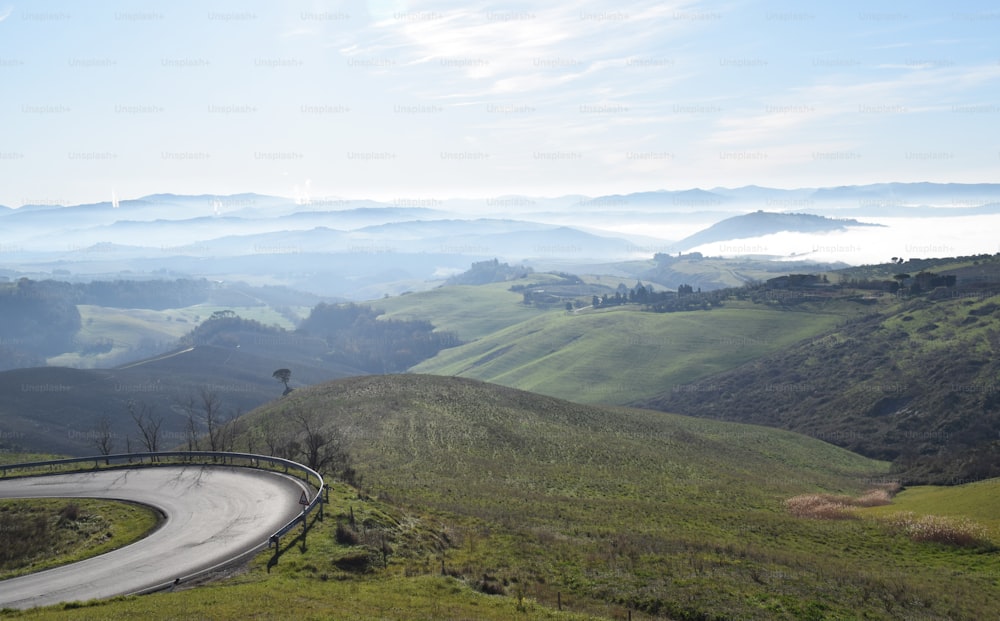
0,277,217,366
91,388,354,481
590,281,724,313
179,310,285,348
445,258,532,286
0,279,82,358
72,278,212,310
299,303,460,374
835,271,958,296
254,410,355,483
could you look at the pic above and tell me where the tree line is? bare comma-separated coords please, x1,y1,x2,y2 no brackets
298,303,461,374
92,387,354,483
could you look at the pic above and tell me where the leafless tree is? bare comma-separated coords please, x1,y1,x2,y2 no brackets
261,416,290,458
221,408,243,453
177,388,234,453
182,398,199,451
127,399,162,454
199,388,225,451
290,409,350,474
92,415,115,463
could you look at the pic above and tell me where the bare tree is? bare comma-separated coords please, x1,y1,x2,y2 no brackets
127,399,162,454
290,409,350,474
178,388,229,452
244,424,262,456
198,388,226,451
92,415,115,463
182,396,199,451
261,416,289,458
221,408,243,453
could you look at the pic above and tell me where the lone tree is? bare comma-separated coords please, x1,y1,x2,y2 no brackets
178,388,240,452
92,415,115,463
290,410,353,481
272,368,293,396
127,399,162,455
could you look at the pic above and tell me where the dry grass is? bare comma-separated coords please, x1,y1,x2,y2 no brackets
787,483,993,548
881,511,992,548
784,483,899,520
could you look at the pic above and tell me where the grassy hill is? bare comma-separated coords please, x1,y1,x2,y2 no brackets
184,374,997,619
636,280,1000,484
409,304,846,405
863,478,1000,541
50,302,311,369
371,279,551,342
11,375,1000,619
0,344,355,455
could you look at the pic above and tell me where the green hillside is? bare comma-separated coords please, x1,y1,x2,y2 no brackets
637,284,1000,484
410,304,845,404
52,302,307,369
207,375,994,619
864,479,1000,540
372,280,550,341
15,375,1000,619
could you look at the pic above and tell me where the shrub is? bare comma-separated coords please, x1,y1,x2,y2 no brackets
881,512,992,548
58,503,80,524
784,485,898,519
784,495,857,520
335,521,360,545
855,487,895,507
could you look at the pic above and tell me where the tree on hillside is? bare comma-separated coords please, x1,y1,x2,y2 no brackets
273,368,293,395
893,273,911,295
92,415,115,463
127,400,162,455
261,417,291,459
290,410,353,480
179,388,238,452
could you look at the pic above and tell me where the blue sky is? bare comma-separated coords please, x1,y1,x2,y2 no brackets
1,0,998,206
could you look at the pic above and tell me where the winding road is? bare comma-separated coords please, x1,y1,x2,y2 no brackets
0,465,309,609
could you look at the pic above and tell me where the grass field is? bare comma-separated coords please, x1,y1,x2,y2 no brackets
411,305,845,404
372,280,550,342
0,497,160,580
862,479,1000,541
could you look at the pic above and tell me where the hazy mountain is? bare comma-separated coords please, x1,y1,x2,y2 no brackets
3,183,1000,299
673,211,883,252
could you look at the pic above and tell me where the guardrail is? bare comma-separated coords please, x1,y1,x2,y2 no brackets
0,451,326,551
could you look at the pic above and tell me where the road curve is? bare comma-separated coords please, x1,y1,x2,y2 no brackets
0,465,309,609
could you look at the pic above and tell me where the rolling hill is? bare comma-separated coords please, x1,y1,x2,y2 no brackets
408,303,847,405
372,280,548,342
0,343,357,456
212,374,1000,620
636,265,1000,485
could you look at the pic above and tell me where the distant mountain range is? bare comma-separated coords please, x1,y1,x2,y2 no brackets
3,183,999,298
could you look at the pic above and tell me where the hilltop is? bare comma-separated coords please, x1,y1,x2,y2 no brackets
673,211,882,252
408,303,845,404
210,374,1000,620
636,255,1000,484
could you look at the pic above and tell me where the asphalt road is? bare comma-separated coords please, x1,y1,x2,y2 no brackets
0,465,309,609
